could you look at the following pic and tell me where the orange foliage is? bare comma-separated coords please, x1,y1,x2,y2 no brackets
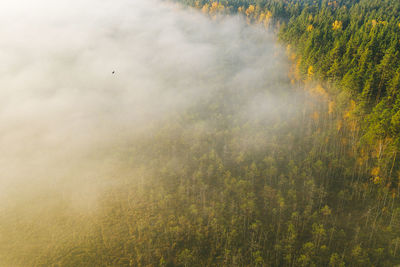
328,101,335,114
201,4,209,13
312,111,320,121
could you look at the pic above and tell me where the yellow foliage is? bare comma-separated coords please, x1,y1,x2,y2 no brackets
350,100,356,110
372,20,387,27
289,57,302,81
263,11,272,28
337,120,342,131
307,65,314,78
209,2,224,15
286,44,291,54
245,5,255,17
332,20,343,30
371,166,383,184
371,167,380,177
373,176,382,185
307,25,314,32
238,6,244,13
344,100,356,119
258,13,265,23
357,156,366,166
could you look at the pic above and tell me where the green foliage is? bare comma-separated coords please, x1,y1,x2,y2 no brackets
2,0,400,266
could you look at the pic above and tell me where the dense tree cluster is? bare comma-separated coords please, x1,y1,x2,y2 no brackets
179,0,400,185
2,0,400,266
3,50,400,267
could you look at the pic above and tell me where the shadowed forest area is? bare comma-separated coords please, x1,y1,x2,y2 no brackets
1,0,400,266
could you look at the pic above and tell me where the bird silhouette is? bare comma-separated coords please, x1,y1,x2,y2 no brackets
112,71,115,74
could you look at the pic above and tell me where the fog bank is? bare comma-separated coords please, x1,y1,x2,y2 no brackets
0,0,294,210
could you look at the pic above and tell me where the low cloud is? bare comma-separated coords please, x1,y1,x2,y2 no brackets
0,1,300,263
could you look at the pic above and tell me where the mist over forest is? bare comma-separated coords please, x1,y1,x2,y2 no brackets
1,0,400,266
0,0,287,205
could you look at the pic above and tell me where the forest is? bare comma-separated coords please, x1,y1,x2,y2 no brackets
0,0,400,266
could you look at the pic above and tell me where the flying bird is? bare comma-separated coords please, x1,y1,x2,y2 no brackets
112,71,115,74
